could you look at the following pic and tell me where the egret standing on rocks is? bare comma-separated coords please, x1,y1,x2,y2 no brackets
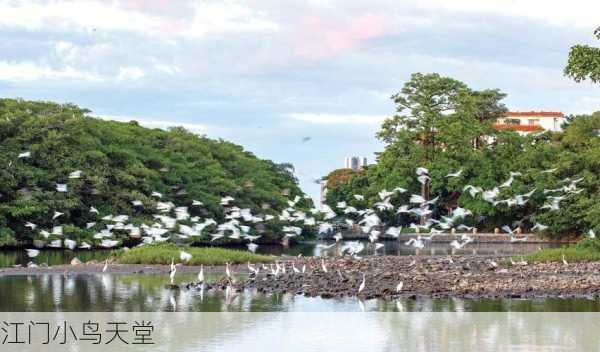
358,273,366,294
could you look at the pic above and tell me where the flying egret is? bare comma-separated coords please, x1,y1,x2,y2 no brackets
18,151,31,158
531,223,548,232
68,170,82,179
446,169,463,178
180,251,192,262
26,249,40,258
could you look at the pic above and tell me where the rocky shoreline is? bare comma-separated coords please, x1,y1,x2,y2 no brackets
3,255,600,299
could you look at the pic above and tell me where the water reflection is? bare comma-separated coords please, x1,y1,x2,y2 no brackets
1,274,599,312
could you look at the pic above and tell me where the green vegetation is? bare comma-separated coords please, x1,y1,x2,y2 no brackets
0,98,312,247
116,244,274,265
565,26,600,83
524,242,600,264
325,73,600,239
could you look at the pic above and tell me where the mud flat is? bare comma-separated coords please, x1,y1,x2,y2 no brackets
247,256,600,299
3,255,600,299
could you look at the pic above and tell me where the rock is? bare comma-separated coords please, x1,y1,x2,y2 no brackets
70,257,82,266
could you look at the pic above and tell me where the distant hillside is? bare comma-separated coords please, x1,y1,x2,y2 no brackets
0,98,310,246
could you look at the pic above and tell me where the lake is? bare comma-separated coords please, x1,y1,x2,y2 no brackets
1,273,600,312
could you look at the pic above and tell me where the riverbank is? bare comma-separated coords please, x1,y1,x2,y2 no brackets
3,255,600,299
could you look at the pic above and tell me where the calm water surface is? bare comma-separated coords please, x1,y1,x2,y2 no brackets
0,273,598,312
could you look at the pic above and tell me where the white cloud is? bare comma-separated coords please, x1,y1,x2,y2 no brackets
99,115,209,134
0,60,102,82
183,2,280,37
0,1,279,37
116,66,146,81
0,1,162,33
289,113,387,125
414,0,600,28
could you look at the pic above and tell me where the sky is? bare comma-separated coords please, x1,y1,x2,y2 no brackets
1,0,599,203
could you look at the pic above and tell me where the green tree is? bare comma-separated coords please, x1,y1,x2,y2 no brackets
565,26,600,83
0,98,312,247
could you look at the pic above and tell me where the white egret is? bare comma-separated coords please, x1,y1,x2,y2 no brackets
68,170,82,179
446,169,463,178
26,249,40,258
358,273,366,294
169,264,177,285
198,265,204,283
180,251,192,262
321,259,328,273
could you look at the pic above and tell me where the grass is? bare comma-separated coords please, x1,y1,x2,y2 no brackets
116,244,275,265
523,246,600,263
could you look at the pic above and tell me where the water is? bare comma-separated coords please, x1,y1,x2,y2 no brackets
0,241,575,314
1,273,599,312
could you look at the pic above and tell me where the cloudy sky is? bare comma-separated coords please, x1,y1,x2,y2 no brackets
1,0,599,201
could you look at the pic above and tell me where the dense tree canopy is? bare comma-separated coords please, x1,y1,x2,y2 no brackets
564,26,600,83
0,98,311,247
326,74,600,239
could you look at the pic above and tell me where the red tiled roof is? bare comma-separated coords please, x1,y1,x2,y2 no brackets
504,111,564,118
493,123,544,132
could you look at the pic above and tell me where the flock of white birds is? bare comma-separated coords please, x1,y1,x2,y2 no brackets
13,150,596,266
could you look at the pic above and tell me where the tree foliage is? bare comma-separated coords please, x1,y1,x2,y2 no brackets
326,74,600,239
0,98,310,246
564,26,600,83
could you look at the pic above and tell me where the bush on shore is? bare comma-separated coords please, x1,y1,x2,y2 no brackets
116,244,274,265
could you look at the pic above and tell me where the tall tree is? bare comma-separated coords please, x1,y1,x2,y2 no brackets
564,26,600,83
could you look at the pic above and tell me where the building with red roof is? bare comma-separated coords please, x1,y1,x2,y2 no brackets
494,111,566,134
